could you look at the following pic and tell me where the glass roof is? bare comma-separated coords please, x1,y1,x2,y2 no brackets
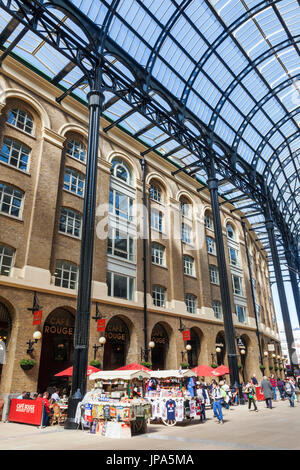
0,0,299,268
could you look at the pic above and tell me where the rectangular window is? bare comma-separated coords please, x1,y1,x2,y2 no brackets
0,245,14,276
109,189,133,220
0,183,23,218
107,228,134,261
59,208,82,238
185,294,196,314
236,305,247,323
182,223,191,244
0,138,30,171
151,208,163,232
209,265,219,284
54,261,78,290
183,255,194,276
212,301,222,319
152,285,166,307
107,271,134,300
152,243,165,266
232,275,244,296
206,236,216,255
63,168,85,197
228,247,240,266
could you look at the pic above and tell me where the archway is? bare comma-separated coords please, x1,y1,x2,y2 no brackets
103,316,130,370
150,323,169,370
0,302,12,387
37,307,75,393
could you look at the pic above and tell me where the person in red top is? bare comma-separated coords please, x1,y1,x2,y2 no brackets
269,375,277,401
37,392,51,427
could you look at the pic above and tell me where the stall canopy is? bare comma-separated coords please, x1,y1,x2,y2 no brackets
192,365,216,377
115,362,152,372
214,365,230,375
89,370,151,381
55,365,101,377
149,369,196,379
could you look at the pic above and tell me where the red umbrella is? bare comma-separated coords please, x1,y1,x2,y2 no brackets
214,365,230,375
54,365,101,377
192,365,215,377
115,362,152,372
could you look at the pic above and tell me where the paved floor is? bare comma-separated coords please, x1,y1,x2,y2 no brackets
0,399,299,451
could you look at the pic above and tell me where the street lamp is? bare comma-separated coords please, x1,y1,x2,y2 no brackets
141,341,155,363
181,344,192,365
93,336,106,360
26,331,42,354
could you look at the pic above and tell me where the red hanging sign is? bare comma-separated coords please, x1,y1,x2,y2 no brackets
33,310,42,326
182,330,190,341
97,319,106,332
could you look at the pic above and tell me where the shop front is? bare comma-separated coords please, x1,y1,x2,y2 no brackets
103,316,130,370
151,323,169,370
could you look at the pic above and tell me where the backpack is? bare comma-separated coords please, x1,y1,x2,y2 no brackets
221,387,227,399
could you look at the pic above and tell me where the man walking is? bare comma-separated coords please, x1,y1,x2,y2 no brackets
260,376,273,409
285,378,296,407
269,374,277,401
211,382,224,424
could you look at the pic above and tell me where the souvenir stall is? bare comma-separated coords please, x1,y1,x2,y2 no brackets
75,370,152,438
145,369,199,426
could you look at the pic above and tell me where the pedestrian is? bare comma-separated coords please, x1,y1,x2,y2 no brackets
211,382,224,424
51,388,60,402
245,381,258,412
260,376,273,409
276,377,285,400
196,383,206,422
251,374,258,385
285,378,296,407
37,392,51,427
220,380,231,410
269,374,277,401
17,391,27,399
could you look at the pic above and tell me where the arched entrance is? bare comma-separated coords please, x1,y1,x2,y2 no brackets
37,308,75,393
151,323,169,370
216,331,226,366
187,328,200,368
103,316,130,370
0,302,12,386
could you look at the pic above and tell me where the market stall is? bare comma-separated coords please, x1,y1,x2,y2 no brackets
145,369,199,426
75,370,152,438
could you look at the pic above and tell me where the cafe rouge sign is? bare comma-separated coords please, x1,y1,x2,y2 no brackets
44,311,74,336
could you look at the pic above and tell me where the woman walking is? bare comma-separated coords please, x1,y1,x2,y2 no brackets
260,376,273,409
245,381,258,412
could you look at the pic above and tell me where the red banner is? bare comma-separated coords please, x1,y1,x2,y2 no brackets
8,399,43,425
97,319,106,332
33,310,42,326
182,330,191,341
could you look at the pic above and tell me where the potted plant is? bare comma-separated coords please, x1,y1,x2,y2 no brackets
20,359,36,371
238,363,243,370
279,367,283,372
141,362,152,369
269,365,273,370
275,367,279,372
180,363,189,369
259,364,266,371
89,360,101,369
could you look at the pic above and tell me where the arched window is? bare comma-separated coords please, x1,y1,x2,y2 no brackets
66,138,86,163
226,223,235,240
0,244,15,276
0,183,24,218
111,157,132,184
0,137,30,172
205,212,214,230
54,260,78,290
180,196,191,217
7,108,34,134
149,183,162,202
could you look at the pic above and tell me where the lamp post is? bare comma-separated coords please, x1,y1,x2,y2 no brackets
181,344,192,367
26,331,42,354
141,341,155,364
93,336,106,360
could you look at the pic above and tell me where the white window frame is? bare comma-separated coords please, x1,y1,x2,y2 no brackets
0,183,24,218
226,224,235,240
228,246,240,267
152,285,166,307
107,271,134,300
209,265,219,284
59,207,82,238
183,255,194,276
185,294,196,314
108,227,134,262
205,214,213,229
63,168,85,197
0,244,15,276
66,139,86,163
0,137,30,172
232,274,244,296
109,188,133,221
236,304,247,323
54,260,78,290
212,300,223,319
151,208,163,232
152,242,165,266
206,236,216,255
182,222,192,244
111,158,132,185
7,108,34,135
149,184,162,203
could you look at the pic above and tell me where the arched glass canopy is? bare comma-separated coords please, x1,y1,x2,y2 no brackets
0,0,299,282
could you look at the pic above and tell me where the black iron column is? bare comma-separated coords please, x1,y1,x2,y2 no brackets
241,221,264,368
140,158,149,362
65,65,104,429
206,158,240,390
285,247,300,327
264,208,297,373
